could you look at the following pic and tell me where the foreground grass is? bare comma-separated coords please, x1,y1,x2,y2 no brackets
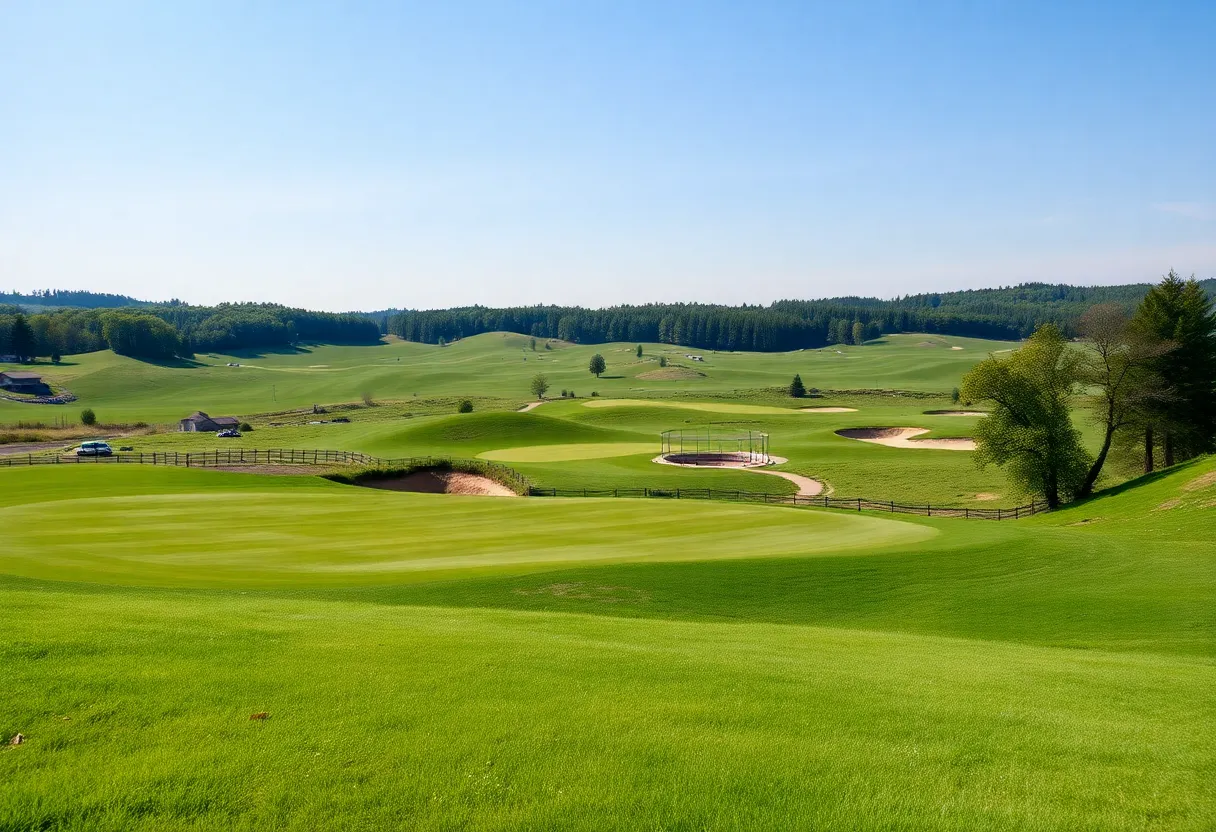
2,459,1213,829
3,588,1212,831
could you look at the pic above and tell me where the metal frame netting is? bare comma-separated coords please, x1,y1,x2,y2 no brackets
659,426,770,465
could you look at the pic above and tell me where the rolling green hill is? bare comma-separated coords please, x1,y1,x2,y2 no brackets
0,332,1012,424
1,457,1213,829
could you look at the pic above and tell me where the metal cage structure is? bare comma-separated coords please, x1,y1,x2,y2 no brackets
659,426,771,466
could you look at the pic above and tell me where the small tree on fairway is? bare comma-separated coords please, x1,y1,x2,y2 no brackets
530,373,550,399
80,408,96,426
961,324,1091,509
636,344,643,358
458,400,473,413
951,387,961,404
789,374,806,398
659,355,667,368
589,353,606,378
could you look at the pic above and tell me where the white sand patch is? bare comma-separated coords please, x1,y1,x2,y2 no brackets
950,346,964,350
799,407,857,413
836,427,975,451
359,471,518,496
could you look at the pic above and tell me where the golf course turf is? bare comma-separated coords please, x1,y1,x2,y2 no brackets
2,334,1214,829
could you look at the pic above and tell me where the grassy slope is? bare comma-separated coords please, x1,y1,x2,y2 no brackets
0,332,1012,424
2,460,1214,829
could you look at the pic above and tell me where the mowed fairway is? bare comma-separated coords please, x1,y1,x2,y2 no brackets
0,467,932,587
3,459,1215,829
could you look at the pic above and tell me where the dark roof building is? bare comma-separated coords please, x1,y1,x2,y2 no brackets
0,371,50,394
179,411,241,432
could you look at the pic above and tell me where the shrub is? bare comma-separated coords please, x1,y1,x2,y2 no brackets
951,387,961,404
80,408,96,426
590,391,598,397
458,400,473,413
659,356,667,367
239,422,253,432
560,389,567,397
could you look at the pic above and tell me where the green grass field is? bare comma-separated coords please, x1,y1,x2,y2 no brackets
3,332,1212,828
2,458,1214,829
0,331,1011,424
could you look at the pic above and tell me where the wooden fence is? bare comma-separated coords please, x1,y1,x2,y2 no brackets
0,448,1045,519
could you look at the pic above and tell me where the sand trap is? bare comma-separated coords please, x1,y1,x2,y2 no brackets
923,410,988,416
836,427,975,451
360,471,518,496
653,454,824,496
799,407,857,413
950,346,964,350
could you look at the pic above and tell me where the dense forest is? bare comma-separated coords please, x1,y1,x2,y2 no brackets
1,279,1212,359
0,289,159,310
389,279,1216,352
0,303,381,361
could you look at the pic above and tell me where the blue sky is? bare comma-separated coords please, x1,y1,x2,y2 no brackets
2,1,1213,310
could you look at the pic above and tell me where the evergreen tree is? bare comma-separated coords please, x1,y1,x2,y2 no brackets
789,374,806,398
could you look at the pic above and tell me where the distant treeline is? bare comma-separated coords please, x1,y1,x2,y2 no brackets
0,303,381,361
0,289,160,309
389,280,1216,351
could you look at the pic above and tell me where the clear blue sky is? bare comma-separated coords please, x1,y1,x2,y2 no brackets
2,1,1213,311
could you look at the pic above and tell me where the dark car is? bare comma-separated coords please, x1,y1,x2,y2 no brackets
216,429,241,438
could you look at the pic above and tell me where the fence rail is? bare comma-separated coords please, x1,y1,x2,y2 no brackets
0,448,1045,519
526,486,1046,519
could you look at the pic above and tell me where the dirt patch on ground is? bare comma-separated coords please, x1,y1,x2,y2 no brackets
924,410,988,416
836,427,975,451
360,471,518,496
636,367,705,381
798,407,857,413
514,582,650,604
974,493,1000,501
517,401,546,412
1155,498,1182,511
0,441,73,456
1183,471,1216,492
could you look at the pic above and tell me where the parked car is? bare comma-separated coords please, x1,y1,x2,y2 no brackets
217,429,241,438
76,441,113,457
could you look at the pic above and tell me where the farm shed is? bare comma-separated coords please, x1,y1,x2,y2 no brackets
0,371,50,394
179,411,240,432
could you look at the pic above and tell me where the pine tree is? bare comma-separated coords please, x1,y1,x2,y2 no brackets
789,374,806,398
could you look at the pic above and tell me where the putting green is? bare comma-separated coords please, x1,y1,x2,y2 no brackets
0,468,935,588
583,399,817,415
479,442,657,462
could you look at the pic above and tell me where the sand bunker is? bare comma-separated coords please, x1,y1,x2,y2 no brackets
653,454,824,496
799,406,857,413
836,427,975,451
923,410,988,416
360,471,518,496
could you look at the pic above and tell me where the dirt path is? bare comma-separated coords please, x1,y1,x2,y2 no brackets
517,401,546,412
0,441,73,456
836,427,975,450
748,468,825,497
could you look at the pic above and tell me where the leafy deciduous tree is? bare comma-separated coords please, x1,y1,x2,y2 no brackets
589,354,606,378
961,325,1091,509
